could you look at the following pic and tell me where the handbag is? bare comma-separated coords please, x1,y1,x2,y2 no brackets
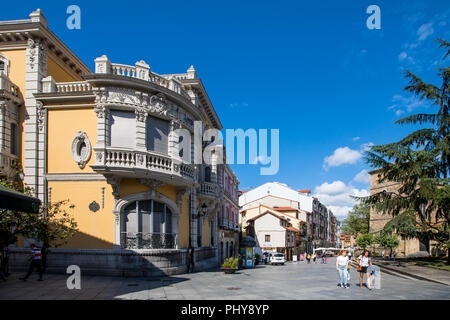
356,265,362,272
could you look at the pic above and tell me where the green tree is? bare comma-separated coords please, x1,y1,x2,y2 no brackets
341,203,370,236
28,200,78,271
355,233,374,250
364,39,450,264
374,233,400,257
0,166,78,272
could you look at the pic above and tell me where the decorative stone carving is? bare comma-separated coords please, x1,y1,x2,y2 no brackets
106,175,121,200
93,88,107,118
135,107,147,122
27,38,46,71
108,88,139,105
36,101,45,131
149,93,167,116
71,131,92,169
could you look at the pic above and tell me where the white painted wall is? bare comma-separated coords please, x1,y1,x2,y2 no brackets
254,213,286,248
239,182,314,213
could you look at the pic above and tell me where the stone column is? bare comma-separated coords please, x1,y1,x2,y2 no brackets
24,38,47,200
93,88,108,166
135,106,147,151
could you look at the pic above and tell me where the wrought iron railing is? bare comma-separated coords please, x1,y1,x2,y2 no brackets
120,232,177,249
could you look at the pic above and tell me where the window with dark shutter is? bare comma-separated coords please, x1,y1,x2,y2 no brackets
146,116,169,154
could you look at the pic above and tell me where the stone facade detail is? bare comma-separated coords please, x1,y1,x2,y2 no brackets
71,131,92,169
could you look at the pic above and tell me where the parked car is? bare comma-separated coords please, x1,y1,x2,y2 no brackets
270,253,285,265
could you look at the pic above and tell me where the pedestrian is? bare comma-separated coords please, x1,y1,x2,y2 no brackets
356,250,373,290
188,246,195,273
336,250,349,288
19,244,43,281
312,253,317,264
323,253,327,264
382,250,385,259
306,253,311,263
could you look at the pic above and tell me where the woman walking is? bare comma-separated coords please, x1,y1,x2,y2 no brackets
336,250,349,288
356,250,373,290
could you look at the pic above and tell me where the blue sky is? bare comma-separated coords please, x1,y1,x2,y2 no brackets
2,0,449,219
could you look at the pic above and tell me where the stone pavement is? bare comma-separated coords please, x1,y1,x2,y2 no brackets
0,257,449,300
372,260,450,286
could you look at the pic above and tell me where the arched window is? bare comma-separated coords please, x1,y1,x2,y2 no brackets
122,199,174,249
204,166,211,182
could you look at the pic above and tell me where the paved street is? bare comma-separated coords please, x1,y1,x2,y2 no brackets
0,257,449,300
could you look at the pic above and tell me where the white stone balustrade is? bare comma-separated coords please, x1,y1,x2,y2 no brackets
56,81,92,93
0,73,19,97
94,55,193,101
198,182,219,197
93,147,196,182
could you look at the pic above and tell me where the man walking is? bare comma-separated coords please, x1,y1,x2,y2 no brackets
20,244,43,281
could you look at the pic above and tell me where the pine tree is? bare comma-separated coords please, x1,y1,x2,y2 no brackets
364,39,450,263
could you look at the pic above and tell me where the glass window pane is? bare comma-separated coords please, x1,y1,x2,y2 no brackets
166,209,172,233
153,211,162,233
142,211,151,234
125,211,137,234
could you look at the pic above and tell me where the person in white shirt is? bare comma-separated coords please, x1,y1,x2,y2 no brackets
356,250,373,290
336,250,349,288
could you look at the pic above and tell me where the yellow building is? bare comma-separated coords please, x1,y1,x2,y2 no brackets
0,9,229,276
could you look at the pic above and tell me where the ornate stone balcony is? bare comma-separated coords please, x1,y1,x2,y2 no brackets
197,181,220,199
0,73,21,104
94,56,192,101
91,147,196,186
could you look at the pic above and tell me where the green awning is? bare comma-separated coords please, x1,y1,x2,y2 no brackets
0,185,41,213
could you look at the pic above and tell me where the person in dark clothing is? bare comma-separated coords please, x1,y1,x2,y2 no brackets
187,246,195,273
20,244,43,281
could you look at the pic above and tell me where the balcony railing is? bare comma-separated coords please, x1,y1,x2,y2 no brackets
120,232,177,249
108,62,192,101
56,81,92,93
198,182,219,198
92,147,196,182
0,74,20,97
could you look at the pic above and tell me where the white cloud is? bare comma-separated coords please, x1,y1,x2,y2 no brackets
354,169,370,184
315,181,348,196
389,94,428,116
323,147,362,168
352,136,361,141
417,22,434,41
360,142,374,152
398,52,408,61
314,180,370,219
